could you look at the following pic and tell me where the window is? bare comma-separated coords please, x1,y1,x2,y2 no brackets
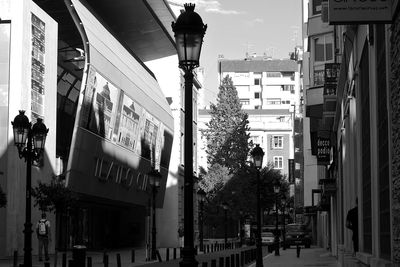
314,35,333,62
277,116,285,122
254,78,261,85
266,98,281,105
254,92,260,99
281,100,290,104
314,69,325,85
240,99,250,105
267,72,281,78
281,85,294,91
312,0,322,15
254,105,261,109
272,136,283,149
273,156,283,169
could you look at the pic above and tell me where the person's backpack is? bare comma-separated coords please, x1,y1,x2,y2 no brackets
38,219,48,236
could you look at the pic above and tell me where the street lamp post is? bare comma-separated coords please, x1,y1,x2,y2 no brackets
281,198,287,250
148,169,162,260
239,210,243,247
273,183,280,256
197,189,206,252
222,202,229,249
250,144,265,267
172,4,207,267
11,110,48,267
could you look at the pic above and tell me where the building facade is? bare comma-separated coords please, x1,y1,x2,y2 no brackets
303,0,400,266
0,0,178,257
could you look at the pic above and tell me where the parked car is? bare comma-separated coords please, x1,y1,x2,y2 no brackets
284,224,312,248
261,231,275,246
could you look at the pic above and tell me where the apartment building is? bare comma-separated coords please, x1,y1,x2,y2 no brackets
198,55,301,182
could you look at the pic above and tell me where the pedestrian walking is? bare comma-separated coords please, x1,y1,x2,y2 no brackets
346,199,358,255
36,212,51,261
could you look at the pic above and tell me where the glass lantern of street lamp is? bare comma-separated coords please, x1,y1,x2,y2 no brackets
251,144,264,170
171,3,207,71
31,118,48,154
148,169,162,188
197,188,206,202
273,184,280,194
11,110,31,153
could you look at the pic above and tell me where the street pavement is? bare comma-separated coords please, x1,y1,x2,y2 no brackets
0,246,361,267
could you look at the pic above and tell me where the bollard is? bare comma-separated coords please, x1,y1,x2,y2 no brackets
131,249,135,263
296,245,301,258
202,262,208,267
230,254,234,267
62,254,67,267
116,253,121,267
166,248,170,261
173,248,177,259
103,254,109,267
45,262,50,267
240,251,244,266
87,257,92,267
219,257,224,267
211,259,217,267
225,257,230,267
236,253,239,267
13,251,18,267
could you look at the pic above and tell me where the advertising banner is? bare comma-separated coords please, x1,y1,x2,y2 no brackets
317,137,331,165
329,0,392,24
288,159,295,183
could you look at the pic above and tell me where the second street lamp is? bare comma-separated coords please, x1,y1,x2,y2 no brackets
250,144,265,267
273,183,280,256
197,189,206,252
222,202,229,249
282,197,287,250
148,169,162,261
172,4,207,267
11,110,48,267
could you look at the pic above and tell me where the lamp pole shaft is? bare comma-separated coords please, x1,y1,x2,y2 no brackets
256,170,263,267
282,205,286,250
199,201,203,252
24,132,33,267
275,194,280,256
180,70,198,267
224,209,227,248
151,185,157,260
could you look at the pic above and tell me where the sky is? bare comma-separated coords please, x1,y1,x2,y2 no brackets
170,0,303,106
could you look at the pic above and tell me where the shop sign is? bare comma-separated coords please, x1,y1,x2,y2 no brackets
329,0,392,24
317,137,331,165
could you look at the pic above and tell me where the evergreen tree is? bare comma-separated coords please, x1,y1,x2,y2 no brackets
204,75,252,174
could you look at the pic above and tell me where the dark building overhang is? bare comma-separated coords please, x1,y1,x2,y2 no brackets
34,0,177,63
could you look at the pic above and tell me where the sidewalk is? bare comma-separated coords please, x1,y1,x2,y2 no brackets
0,246,361,267
256,246,338,266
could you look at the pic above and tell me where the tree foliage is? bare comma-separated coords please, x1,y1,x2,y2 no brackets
203,164,289,233
0,186,6,208
203,75,252,174
32,175,77,213
198,163,231,200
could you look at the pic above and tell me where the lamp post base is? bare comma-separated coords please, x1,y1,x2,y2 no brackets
179,247,198,267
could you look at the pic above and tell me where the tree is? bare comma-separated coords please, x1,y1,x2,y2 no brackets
32,175,77,250
0,186,6,208
203,75,252,174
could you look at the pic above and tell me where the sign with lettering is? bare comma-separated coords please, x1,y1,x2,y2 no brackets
317,137,331,165
329,0,392,24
